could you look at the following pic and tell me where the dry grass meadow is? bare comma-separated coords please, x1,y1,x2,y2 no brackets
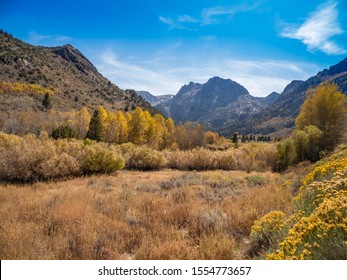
0,169,294,260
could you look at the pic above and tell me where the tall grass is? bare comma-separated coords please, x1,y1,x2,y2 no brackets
0,170,292,259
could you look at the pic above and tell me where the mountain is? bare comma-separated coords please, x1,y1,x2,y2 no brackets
0,30,154,113
136,91,173,106
156,76,279,130
225,58,347,136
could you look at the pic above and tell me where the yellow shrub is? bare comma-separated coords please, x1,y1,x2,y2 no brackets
0,133,81,181
302,158,347,186
268,191,347,260
124,145,167,170
250,211,287,254
0,81,60,95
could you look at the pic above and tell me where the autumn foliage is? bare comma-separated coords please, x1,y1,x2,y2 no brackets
250,146,347,259
0,81,59,95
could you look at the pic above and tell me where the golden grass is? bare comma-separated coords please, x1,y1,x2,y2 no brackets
0,170,292,260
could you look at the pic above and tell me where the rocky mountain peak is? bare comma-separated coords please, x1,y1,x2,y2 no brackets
50,45,97,75
282,80,304,95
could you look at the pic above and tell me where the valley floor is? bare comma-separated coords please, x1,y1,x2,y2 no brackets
0,169,293,260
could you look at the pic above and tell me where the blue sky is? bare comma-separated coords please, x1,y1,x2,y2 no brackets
1,0,347,96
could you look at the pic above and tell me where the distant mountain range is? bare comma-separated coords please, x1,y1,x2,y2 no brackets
136,91,173,106
0,30,154,113
155,58,347,136
228,57,347,136
155,76,280,133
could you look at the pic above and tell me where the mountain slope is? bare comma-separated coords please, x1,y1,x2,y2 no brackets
136,91,173,106
0,30,154,113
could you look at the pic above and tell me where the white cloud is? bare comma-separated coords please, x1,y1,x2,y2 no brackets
27,31,72,45
201,1,262,25
96,49,319,97
280,1,346,55
98,50,183,94
159,0,262,29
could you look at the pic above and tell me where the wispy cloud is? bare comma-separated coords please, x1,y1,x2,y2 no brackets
98,50,183,94
28,31,72,45
159,0,263,29
96,49,318,97
280,1,346,55
201,1,263,25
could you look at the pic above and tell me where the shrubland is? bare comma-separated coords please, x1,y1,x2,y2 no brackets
0,170,292,259
0,132,276,182
0,133,124,182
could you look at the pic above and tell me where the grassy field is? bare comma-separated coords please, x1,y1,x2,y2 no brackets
0,169,293,260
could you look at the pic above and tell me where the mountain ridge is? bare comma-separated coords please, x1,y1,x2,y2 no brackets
0,30,155,113
136,90,173,106
156,76,280,129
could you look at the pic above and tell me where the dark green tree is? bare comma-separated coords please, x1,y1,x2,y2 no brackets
232,133,238,144
86,110,103,141
42,92,52,111
51,125,78,139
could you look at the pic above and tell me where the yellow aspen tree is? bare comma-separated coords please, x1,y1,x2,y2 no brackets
98,106,108,141
104,111,117,143
128,107,149,145
151,114,165,149
163,117,175,149
115,110,129,144
75,107,91,139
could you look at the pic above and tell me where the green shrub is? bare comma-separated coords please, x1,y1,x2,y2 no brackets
246,175,267,187
81,143,125,174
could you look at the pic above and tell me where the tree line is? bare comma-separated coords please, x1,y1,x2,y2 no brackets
51,106,224,150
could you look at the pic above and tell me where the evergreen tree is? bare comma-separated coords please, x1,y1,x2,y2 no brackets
42,92,52,111
232,133,238,144
51,125,78,139
86,110,103,141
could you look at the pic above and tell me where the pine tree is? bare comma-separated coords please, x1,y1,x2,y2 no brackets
86,110,103,141
42,92,52,111
232,133,238,144
51,125,78,139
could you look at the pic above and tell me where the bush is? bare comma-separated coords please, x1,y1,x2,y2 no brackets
250,211,287,255
0,133,81,182
81,143,125,174
268,191,347,260
258,151,347,260
274,139,297,171
124,145,167,170
165,148,237,171
246,175,267,187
